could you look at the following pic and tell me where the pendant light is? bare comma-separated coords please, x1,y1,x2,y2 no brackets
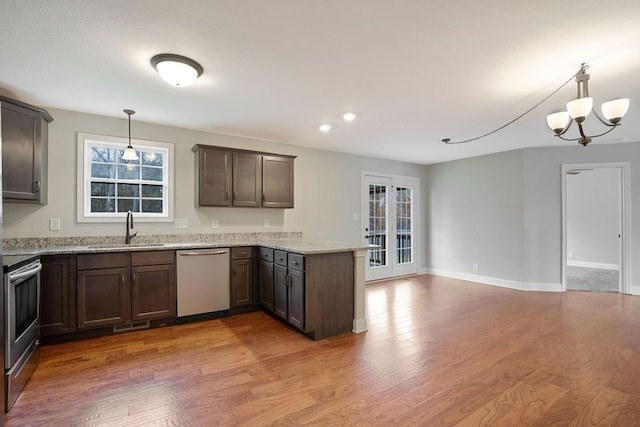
122,109,139,161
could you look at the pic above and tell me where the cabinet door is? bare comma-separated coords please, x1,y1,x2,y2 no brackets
231,259,252,307
233,152,261,207
259,260,274,311
288,269,305,331
262,155,294,208
41,256,76,336
197,147,232,206
132,264,176,321
273,264,288,320
1,102,43,201
77,267,130,329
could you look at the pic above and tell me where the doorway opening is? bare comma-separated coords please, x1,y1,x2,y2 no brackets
561,162,631,293
362,173,420,282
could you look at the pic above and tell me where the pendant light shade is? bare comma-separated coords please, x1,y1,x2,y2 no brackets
122,109,139,161
566,97,593,122
546,111,570,134
601,98,629,124
151,54,203,87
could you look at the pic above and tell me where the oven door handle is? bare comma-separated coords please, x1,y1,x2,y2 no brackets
8,262,42,283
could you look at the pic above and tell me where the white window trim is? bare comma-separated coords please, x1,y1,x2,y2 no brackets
76,132,175,223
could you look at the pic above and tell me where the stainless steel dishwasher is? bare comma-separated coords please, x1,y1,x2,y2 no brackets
176,248,230,318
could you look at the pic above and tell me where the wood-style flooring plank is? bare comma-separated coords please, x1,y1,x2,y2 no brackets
5,275,640,426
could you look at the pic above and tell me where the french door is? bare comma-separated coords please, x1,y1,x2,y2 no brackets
363,174,418,281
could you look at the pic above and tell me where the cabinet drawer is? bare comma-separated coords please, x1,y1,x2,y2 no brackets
274,250,287,266
77,252,128,270
131,250,175,267
259,247,274,262
288,253,305,271
231,246,253,260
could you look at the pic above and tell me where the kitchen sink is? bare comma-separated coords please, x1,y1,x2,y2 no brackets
86,243,169,249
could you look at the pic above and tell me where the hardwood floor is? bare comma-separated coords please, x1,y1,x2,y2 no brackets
6,274,640,426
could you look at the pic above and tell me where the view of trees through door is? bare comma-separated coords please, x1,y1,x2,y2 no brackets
363,174,418,281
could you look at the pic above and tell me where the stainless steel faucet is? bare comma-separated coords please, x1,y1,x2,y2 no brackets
125,211,137,244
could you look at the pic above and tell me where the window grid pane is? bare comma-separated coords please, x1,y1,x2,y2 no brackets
88,143,167,215
368,184,387,268
396,186,413,264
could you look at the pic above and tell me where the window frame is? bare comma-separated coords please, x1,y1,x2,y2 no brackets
76,132,175,223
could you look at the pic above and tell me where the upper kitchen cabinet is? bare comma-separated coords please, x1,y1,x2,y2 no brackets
0,95,53,203
192,145,232,206
262,155,294,208
192,144,295,208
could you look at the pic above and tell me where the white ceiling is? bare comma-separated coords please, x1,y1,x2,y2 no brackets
1,0,639,164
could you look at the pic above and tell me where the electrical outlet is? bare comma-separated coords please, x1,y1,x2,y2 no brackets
49,218,61,231
264,219,270,228
473,263,479,272
352,213,360,221
174,218,189,229
568,251,574,259
211,219,219,228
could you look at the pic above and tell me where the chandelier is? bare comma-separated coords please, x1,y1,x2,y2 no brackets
442,63,629,146
546,63,629,146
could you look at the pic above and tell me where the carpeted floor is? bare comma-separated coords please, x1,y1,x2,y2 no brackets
566,265,619,292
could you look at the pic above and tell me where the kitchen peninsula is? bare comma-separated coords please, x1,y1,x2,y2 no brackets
4,232,369,342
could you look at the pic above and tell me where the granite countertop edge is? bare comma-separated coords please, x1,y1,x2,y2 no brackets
3,240,371,257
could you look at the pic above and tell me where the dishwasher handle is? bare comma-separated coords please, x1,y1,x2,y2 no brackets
178,250,228,256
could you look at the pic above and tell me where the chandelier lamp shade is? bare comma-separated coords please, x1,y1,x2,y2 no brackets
122,109,139,161
150,54,204,87
546,63,629,146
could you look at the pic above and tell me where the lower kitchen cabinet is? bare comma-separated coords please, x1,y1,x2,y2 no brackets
40,255,76,336
77,266,130,329
75,251,176,332
258,249,353,340
230,246,257,310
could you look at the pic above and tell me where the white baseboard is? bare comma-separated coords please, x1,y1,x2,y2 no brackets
352,318,368,334
423,268,563,292
567,260,619,271
631,286,640,296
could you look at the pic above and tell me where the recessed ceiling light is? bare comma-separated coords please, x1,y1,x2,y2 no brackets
319,124,332,132
342,112,357,122
150,54,203,87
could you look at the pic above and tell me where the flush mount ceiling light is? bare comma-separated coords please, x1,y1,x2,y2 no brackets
150,54,203,87
342,112,357,122
122,109,139,161
546,63,629,146
319,124,332,132
442,63,629,147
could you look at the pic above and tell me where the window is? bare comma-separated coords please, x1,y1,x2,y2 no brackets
77,133,174,222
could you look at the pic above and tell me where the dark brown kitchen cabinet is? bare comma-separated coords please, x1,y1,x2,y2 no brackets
259,248,275,310
262,155,294,208
0,96,53,203
233,153,261,207
77,267,130,329
75,251,176,331
230,247,256,309
131,251,176,321
256,249,353,340
40,255,76,337
192,144,295,208
193,145,232,206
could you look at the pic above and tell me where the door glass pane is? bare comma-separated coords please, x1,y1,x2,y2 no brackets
396,186,413,264
368,184,387,268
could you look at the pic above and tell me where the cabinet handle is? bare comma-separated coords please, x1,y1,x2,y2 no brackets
225,191,229,201
34,180,41,193
233,265,236,274
233,191,236,201
121,274,125,288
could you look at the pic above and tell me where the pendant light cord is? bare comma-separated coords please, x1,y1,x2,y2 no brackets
442,67,584,145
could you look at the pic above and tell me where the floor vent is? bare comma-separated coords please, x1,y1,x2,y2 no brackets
113,321,150,333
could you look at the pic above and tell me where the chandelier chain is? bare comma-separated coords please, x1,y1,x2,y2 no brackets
443,67,584,145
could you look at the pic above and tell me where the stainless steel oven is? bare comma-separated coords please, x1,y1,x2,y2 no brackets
4,255,41,411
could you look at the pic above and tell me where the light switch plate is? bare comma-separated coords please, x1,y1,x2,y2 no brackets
211,219,219,228
174,218,189,229
264,219,270,228
352,213,360,221
49,218,61,231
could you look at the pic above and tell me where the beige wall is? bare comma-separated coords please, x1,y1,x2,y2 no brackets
3,108,426,256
